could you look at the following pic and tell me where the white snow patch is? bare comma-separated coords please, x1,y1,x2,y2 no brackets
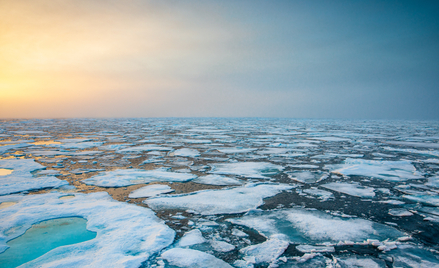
161,248,232,268
210,162,284,179
326,158,422,181
192,175,242,186
146,183,293,215
128,185,174,198
321,182,375,198
82,168,196,187
0,159,68,195
0,192,174,267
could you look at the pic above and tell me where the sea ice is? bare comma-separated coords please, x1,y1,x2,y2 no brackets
210,162,284,179
287,171,327,184
228,208,403,243
171,148,200,157
326,158,422,181
389,208,413,217
321,182,375,198
177,229,206,247
210,240,235,252
161,248,232,268
303,188,334,201
146,183,293,215
239,237,289,265
128,185,174,198
82,168,196,187
0,159,68,195
0,192,174,267
192,175,242,186
116,144,173,153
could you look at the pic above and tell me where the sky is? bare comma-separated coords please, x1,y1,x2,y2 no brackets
1,0,438,119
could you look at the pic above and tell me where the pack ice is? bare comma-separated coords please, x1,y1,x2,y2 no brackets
209,162,284,179
0,192,174,267
145,183,293,215
0,159,68,195
82,168,196,187
326,158,422,181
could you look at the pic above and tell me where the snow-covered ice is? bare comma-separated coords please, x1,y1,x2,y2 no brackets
0,159,68,195
0,192,174,267
192,175,242,186
161,248,232,268
146,183,293,215
321,182,376,198
210,162,284,179
82,168,196,187
128,184,174,198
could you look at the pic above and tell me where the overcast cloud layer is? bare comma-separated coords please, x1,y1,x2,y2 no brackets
1,0,438,119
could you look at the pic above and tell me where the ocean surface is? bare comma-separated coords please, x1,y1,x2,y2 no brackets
0,118,438,267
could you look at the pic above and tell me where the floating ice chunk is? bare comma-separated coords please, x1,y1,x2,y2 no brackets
303,188,334,201
82,168,196,187
402,194,439,207
0,159,68,195
257,148,295,155
192,175,242,186
287,171,327,184
228,208,403,243
51,141,103,149
177,229,206,247
0,192,174,267
321,182,375,198
426,176,439,188
171,148,200,158
0,143,30,154
146,183,293,215
161,248,232,268
389,208,413,217
128,185,174,198
217,147,257,154
181,139,212,144
288,164,319,169
296,245,335,253
378,200,405,205
326,158,422,181
211,240,235,252
336,256,386,268
116,144,173,153
383,147,439,158
309,137,350,142
390,244,439,267
239,237,289,265
386,141,439,149
232,229,248,237
210,162,284,179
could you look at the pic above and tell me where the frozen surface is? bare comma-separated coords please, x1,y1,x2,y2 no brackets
326,158,422,181
128,184,174,198
210,162,284,179
82,168,196,187
161,248,232,268
0,159,68,195
228,208,403,243
0,192,175,267
146,183,293,215
239,237,289,265
192,175,242,186
210,240,235,252
303,188,334,201
172,148,200,157
177,229,206,247
321,182,376,198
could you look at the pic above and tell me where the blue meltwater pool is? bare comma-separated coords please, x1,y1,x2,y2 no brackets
0,217,97,268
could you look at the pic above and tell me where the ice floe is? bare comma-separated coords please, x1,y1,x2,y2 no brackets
192,175,242,186
161,248,232,268
210,162,284,179
321,182,375,198
82,168,196,187
0,159,68,195
146,183,293,215
171,148,200,157
128,184,174,198
0,192,174,267
228,208,403,244
177,229,206,247
239,237,289,265
326,158,422,181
